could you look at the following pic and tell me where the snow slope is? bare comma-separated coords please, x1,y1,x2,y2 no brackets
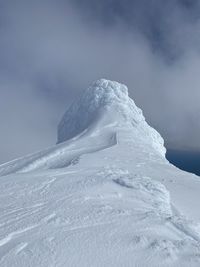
0,79,200,266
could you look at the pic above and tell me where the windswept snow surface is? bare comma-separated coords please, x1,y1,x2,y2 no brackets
1,79,200,266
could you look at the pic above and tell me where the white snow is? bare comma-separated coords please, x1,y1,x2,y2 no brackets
0,79,200,266
57,79,166,156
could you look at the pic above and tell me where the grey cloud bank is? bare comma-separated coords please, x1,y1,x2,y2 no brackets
0,0,200,163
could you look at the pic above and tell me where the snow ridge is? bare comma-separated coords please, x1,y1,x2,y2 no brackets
0,79,165,176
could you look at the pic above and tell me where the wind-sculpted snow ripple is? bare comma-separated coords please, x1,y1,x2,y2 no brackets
113,173,172,217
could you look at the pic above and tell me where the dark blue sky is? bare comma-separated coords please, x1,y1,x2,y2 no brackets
0,0,200,163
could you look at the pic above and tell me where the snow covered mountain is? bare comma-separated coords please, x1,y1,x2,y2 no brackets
0,79,200,266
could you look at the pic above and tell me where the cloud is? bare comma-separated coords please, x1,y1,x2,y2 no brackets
1,0,200,163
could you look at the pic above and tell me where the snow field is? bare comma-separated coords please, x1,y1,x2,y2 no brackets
0,79,200,266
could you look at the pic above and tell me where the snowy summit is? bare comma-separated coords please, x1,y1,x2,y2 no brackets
58,79,165,156
0,79,200,266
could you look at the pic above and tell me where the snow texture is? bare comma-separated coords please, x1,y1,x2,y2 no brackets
0,79,200,267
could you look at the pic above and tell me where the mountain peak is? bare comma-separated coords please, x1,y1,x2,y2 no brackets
0,79,166,177
88,79,129,105
57,79,140,143
57,79,166,157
